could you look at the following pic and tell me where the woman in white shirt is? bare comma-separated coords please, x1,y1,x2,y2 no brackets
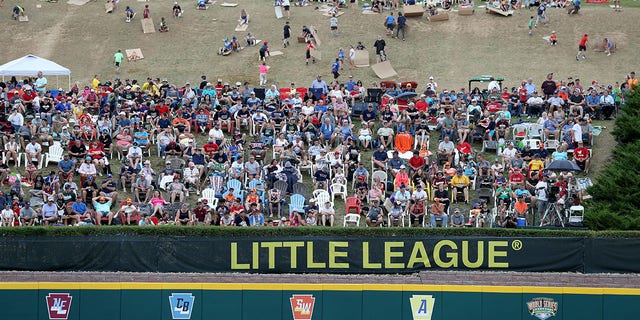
357,123,372,150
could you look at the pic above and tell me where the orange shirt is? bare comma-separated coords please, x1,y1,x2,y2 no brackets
394,133,413,153
514,201,528,215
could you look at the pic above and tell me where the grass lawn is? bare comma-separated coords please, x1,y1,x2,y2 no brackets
0,0,634,226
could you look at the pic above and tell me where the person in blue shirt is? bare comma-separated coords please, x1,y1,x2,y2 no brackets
311,75,328,95
395,12,406,40
372,145,389,170
385,12,395,36
319,117,336,146
67,198,87,226
331,58,341,80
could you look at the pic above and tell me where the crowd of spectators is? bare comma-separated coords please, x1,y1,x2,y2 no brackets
0,70,635,228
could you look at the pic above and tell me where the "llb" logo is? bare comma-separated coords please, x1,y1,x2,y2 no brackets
168,293,195,320
409,295,435,320
45,293,73,320
289,294,316,320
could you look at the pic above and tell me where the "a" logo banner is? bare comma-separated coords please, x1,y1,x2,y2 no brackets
409,294,435,320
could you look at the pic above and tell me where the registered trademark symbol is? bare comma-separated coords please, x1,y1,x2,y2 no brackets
512,240,522,250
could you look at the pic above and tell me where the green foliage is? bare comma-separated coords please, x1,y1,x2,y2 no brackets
586,88,640,230
612,88,640,144
2,226,640,238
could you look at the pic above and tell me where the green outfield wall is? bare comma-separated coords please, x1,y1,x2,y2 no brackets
0,282,637,320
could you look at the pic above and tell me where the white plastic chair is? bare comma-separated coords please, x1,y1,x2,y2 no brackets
330,183,347,202
199,188,218,209
544,139,560,151
527,123,544,141
315,190,332,207
343,213,360,227
371,170,388,187
3,144,21,167
44,143,64,167
568,205,584,224
522,139,541,150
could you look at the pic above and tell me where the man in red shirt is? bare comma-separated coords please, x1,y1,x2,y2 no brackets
508,168,526,186
156,101,170,115
21,85,37,107
408,150,426,179
572,142,590,173
202,138,219,158
415,95,429,112
576,33,588,61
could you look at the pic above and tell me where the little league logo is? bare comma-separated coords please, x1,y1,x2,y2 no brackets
290,294,316,320
409,295,435,320
169,293,195,320
45,293,73,320
527,297,558,320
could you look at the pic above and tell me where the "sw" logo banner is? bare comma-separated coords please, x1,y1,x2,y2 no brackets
290,294,316,320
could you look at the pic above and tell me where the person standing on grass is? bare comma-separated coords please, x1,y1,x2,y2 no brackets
337,48,345,70
576,33,588,61
331,58,341,80
329,14,338,36
374,34,386,63
259,62,268,86
305,40,315,65
385,12,395,36
143,4,150,19
259,41,270,61
114,49,124,73
528,16,534,36
347,45,356,69
282,0,291,18
283,21,291,47
395,12,406,41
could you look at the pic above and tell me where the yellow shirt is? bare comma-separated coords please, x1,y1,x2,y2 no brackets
450,174,470,187
528,159,545,171
92,78,100,90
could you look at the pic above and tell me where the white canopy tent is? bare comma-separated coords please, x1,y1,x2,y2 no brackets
0,54,71,90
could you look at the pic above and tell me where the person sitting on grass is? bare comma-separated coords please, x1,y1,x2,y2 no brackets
159,17,168,32
125,6,135,23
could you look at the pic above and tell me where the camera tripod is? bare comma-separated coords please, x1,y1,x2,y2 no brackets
539,201,565,227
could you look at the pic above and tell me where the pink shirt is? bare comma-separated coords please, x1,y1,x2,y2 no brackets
259,65,268,75
150,197,165,206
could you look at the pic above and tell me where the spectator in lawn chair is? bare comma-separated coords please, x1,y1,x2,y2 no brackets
433,183,450,213
437,135,455,164
372,145,389,171
68,139,88,163
373,121,391,150
366,199,384,227
168,176,188,202
92,194,114,226
174,203,193,226
430,199,448,228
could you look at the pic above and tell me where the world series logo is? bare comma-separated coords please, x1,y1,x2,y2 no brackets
527,297,558,320
169,293,195,320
